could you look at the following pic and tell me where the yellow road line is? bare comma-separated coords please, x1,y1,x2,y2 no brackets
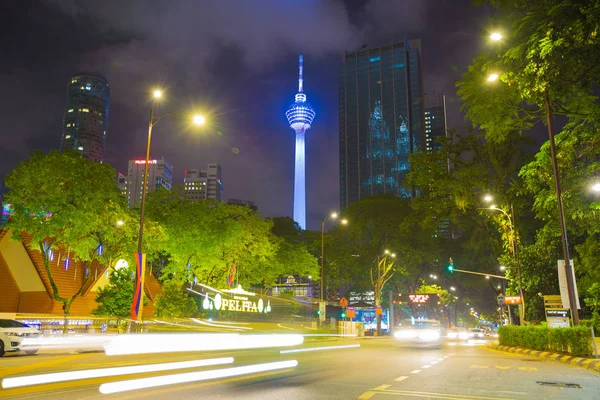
0,354,94,377
365,388,514,400
358,391,376,399
373,384,391,390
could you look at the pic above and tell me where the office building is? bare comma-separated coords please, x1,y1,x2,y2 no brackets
227,198,258,212
339,40,425,209
126,158,173,208
285,55,316,229
183,164,222,201
117,173,127,197
60,73,110,162
424,94,448,152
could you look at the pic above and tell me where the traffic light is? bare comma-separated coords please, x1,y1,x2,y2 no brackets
316,310,321,316
340,311,346,319
447,257,454,272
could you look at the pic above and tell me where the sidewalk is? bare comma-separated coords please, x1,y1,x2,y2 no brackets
487,343,600,373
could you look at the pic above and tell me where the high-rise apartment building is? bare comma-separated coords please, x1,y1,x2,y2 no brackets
183,164,222,201
339,40,425,209
60,73,110,162
125,158,173,208
424,94,448,152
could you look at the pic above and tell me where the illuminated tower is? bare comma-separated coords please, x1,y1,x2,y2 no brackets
286,55,316,230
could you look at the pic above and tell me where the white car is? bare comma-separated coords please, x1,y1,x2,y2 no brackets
394,319,443,347
0,319,40,356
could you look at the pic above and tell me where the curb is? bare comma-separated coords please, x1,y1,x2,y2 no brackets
487,343,600,373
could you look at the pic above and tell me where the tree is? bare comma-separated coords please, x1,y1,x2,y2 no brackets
93,266,136,319
371,254,396,335
154,281,198,318
4,151,136,330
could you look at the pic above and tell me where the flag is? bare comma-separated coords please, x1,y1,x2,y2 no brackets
227,263,236,286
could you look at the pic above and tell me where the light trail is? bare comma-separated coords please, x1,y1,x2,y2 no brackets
1,358,233,389
280,344,360,354
99,360,298,394
190,318,252,330
104,333,304,356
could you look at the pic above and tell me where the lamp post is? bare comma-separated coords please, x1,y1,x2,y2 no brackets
485,30,579,324
480,197,525,325
132,89,206,322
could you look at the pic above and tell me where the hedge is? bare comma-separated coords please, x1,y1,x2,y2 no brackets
498,325,593,357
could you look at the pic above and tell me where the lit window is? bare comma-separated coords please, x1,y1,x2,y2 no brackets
65,135,71,139
85,86,91,90
68,109,74,112
71,79,78,84
82,108,89,112
78,146,84,150
80,86,85,90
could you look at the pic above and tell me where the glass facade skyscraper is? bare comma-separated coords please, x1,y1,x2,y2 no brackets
339,40,424,210
60,73,110,162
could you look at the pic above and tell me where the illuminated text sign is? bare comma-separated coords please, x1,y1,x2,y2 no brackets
134,160,158,165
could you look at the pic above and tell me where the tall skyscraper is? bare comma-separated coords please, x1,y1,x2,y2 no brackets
286,55,316,230
125,158,172,208
183,163,223,201
424,94,448,152
60,73,110,162
339,40,425,210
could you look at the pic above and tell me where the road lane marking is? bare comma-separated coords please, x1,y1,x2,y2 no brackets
431,361,438,364
394,376,408,382
518,367,538,371
2,357,234,389
410,369,421,374
365,388,514,400
469,365,489,369
358,392,376,399
373,384,391,390
280,344,360,354
437,358,444,362
495,366,511,370
422,364,431,368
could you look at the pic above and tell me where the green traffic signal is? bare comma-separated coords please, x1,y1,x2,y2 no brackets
447,257,454,272
316,310,321,315
340,312,346,319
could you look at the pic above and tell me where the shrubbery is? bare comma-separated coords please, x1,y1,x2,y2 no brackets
498,325,593,357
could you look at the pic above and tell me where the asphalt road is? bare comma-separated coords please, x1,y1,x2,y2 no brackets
1,338,599,399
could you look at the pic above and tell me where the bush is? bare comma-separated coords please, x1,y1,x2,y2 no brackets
580,319,600,335
498,325,593,357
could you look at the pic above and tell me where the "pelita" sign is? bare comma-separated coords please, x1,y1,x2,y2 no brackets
202,292,271,314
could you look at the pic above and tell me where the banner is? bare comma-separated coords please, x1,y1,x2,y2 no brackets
557,260,580,309
131,252,146,320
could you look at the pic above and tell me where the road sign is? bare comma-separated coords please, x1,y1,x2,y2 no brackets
375,305,382,315
497,295,505,306
546,309,570,328
346,306,355,319
339,297,349,307
504,296,521,305
543,295,564,310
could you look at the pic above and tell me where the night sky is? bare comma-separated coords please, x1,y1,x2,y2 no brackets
0,0,492,230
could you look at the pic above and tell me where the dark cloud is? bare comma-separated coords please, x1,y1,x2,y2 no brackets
0,0,488,229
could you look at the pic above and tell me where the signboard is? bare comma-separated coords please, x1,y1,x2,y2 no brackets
346,306,355,319
504,296,521,305
201,287,271,314
339,297,349,307
546,309,570,328
134,159,158,165
375,305,383,315
543,295,564,310
558,260,580,309
398,294,440,304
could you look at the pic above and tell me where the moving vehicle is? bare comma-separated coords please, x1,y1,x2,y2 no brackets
446,327,470,341
394,318,442,347
469,328,486,339
0,319,41,356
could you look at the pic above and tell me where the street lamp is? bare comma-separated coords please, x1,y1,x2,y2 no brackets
116,220,124,226
450,286,456,291
490,32,503,41
132,89,207,322
487,73,499,82
480,195,526,325
500,265,506,272
592,182,600,192
485,51,579,324
320,212,347,302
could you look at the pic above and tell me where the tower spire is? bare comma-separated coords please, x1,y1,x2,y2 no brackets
298,55,303,93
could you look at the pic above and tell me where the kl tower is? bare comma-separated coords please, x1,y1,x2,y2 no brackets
286,55,315,230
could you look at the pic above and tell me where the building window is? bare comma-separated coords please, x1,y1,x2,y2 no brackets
78,146,84,150
82,108,89,113
65,135,71,139
68,109,74,112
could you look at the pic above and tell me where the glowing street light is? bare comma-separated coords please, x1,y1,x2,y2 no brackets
153,89,163,99
500,265,506,271
485,275,490,280
391,253,396,258
320,212,348,303
192,115,206,126
450,286,456,291
592,182,600,192
490,32,503,41
330,212,338,219
340,219,348,225
487,73,499,82
384,249,390,254
116,220,125,226
483,194,493,202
